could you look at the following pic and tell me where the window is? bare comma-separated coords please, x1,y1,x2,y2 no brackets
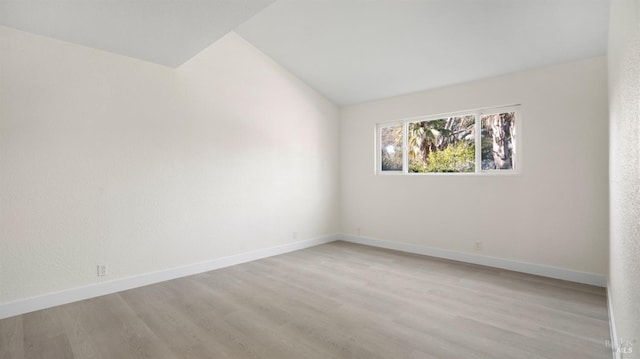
376,105,520,174
481,112,516,170
380,123,403,171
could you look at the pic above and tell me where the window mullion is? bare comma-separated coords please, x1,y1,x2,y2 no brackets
403,121,409,173
475,111,482,173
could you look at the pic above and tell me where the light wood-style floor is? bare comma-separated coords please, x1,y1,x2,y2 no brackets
0,241,611,359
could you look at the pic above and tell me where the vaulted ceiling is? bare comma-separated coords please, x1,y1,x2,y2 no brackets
0,0,610,105
0,0,275,67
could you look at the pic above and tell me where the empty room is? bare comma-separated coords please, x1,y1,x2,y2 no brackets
1,0,638,358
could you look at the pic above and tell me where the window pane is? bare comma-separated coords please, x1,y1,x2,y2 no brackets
408,115,475,173
380,125,403,171
481,112,516,170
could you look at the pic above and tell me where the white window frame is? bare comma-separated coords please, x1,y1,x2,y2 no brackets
376,121,405,174
375,105,521,175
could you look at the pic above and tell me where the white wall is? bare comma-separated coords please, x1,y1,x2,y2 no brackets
340,57,609,276
608,0,640,354
0,26,339,304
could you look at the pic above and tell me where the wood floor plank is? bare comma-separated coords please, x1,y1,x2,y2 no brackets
0,241,611,358
118,283,231,359
22,309,73,359
55,305,103,359
65,294,174,359
0,316,23,359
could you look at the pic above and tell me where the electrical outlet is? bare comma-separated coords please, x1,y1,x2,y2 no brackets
357,227,361,236
97,265,108,277
475,241,482,251
293,231,297,240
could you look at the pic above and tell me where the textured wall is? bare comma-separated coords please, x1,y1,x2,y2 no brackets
340,57,609,275
0,27,340,304
608,0,640,356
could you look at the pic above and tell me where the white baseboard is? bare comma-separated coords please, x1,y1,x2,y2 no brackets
340,234,607,287
0,233,608,320
0,234,339,320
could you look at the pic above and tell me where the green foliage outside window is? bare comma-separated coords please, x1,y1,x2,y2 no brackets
408,115,475,173
410,141,475,173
